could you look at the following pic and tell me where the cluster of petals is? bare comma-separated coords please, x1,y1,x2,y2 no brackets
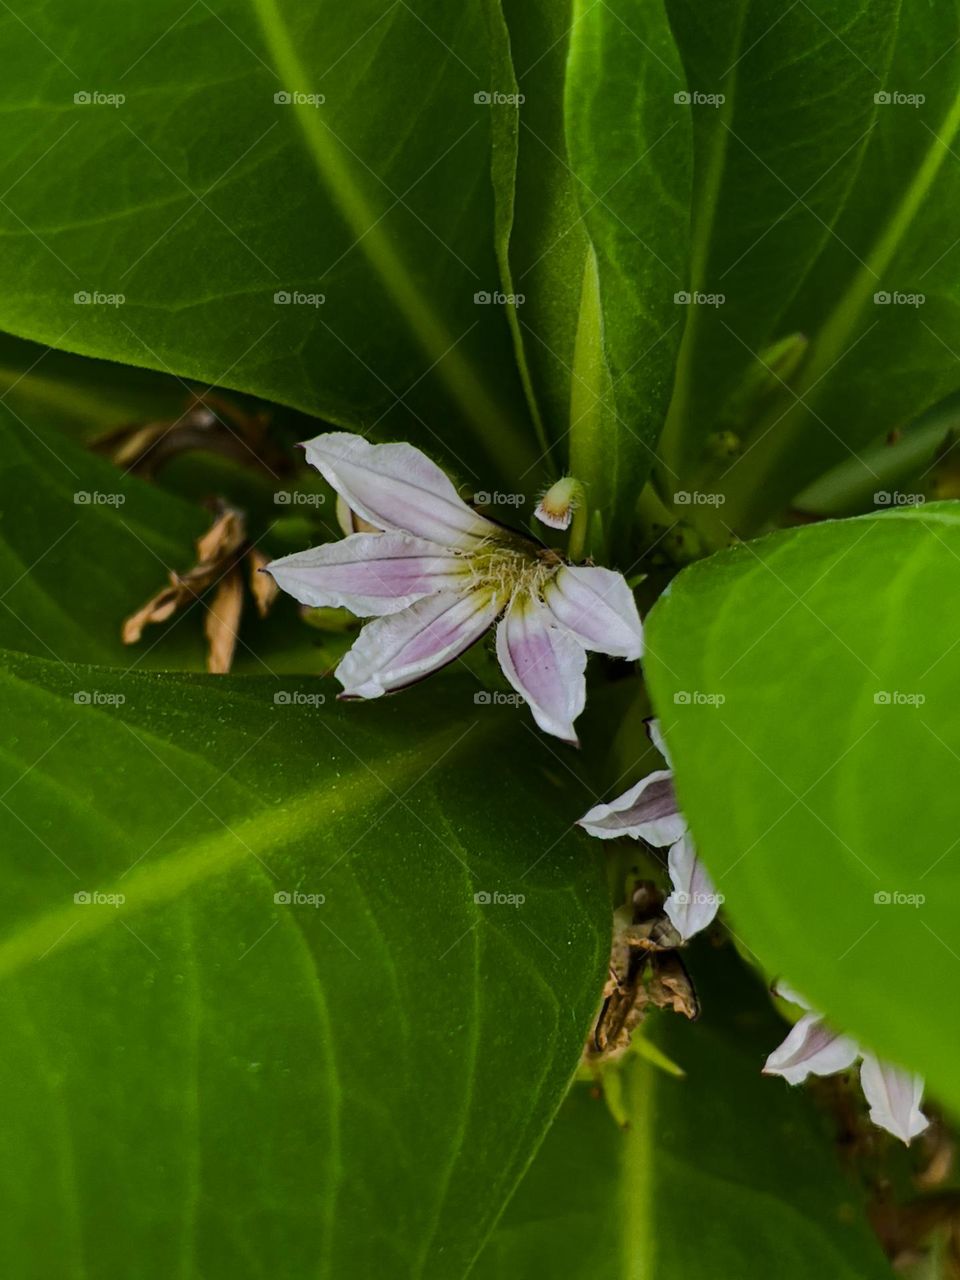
763,983,928,1144
266,433,644,743
578,719,721,942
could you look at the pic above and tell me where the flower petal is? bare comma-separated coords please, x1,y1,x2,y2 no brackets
265,532,469,616
302,432,499,547
336,589,504,697
577,771,685,845
663,834,723,941
543,565,643,660
645,717,672,769
771,980,813,1012
496,592,586,744
763,1013,859,1085
859,1055,929,1144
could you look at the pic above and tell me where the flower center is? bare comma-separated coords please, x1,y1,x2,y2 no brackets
464,538,560,601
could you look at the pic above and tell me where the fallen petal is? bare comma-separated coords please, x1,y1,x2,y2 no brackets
543,565,643,660
663,834,722,941
859,1055,930,1144
496,592,587,744
763,1012,859,1085
336,588,504,698
578,772,685,845
265,532,470,616
302,432,499,547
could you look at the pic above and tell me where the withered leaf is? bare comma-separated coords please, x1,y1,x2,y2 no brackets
204,569,245,675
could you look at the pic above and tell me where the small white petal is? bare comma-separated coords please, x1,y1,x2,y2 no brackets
496,592,586,744
543,565,643,660
266,532,470,616
771,980,813,1012
302,432,500,547
663,834,722,941
336,589,503,698
763,1013,860,1085
578,771,685,845
859,1055,930,1144
645,718,672,769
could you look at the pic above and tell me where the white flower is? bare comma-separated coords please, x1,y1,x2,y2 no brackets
763,984,929,1144
265,433,644,743
578,719,721,941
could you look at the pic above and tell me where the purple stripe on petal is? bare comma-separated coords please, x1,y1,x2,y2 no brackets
495,592,586,744
763,1013,860,1085
302,432,501,548
663,834,722,941
578,771,685,845
265,533,470,616
859,1055,929,1144
543,565,643,660
336,589,504,698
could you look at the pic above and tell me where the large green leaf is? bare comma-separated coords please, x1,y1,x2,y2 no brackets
644,503,960,1114
475,945,894,1278
659,1,960,528
0,650,609,1277
0,0,536,479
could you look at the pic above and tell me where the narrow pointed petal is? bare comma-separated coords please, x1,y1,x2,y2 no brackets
645,717,672,769
543,565,643,660
771,980,813,1012
336,589,504,698
663,834,722,941
496,592,586,744
265,532,469,616
763,1013,859,1085
859,1055,929,1144
302,432,499,547
578,771,685,845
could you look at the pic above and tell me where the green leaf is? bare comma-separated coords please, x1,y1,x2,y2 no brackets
660,1,960,528
563,0,691,548
0,650,609,1277
0,0,536,479
475,945,894,1278
644,503,960,1113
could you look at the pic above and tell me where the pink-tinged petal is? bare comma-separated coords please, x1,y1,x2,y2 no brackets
543,565,643,660
577,771,685,845
663,834,723,941
496,592,586,744
859,1055,929,1144
763,1013,859,1085
302,432,499,547
645,717,672,769
336,589,503,697
265,533,470,616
